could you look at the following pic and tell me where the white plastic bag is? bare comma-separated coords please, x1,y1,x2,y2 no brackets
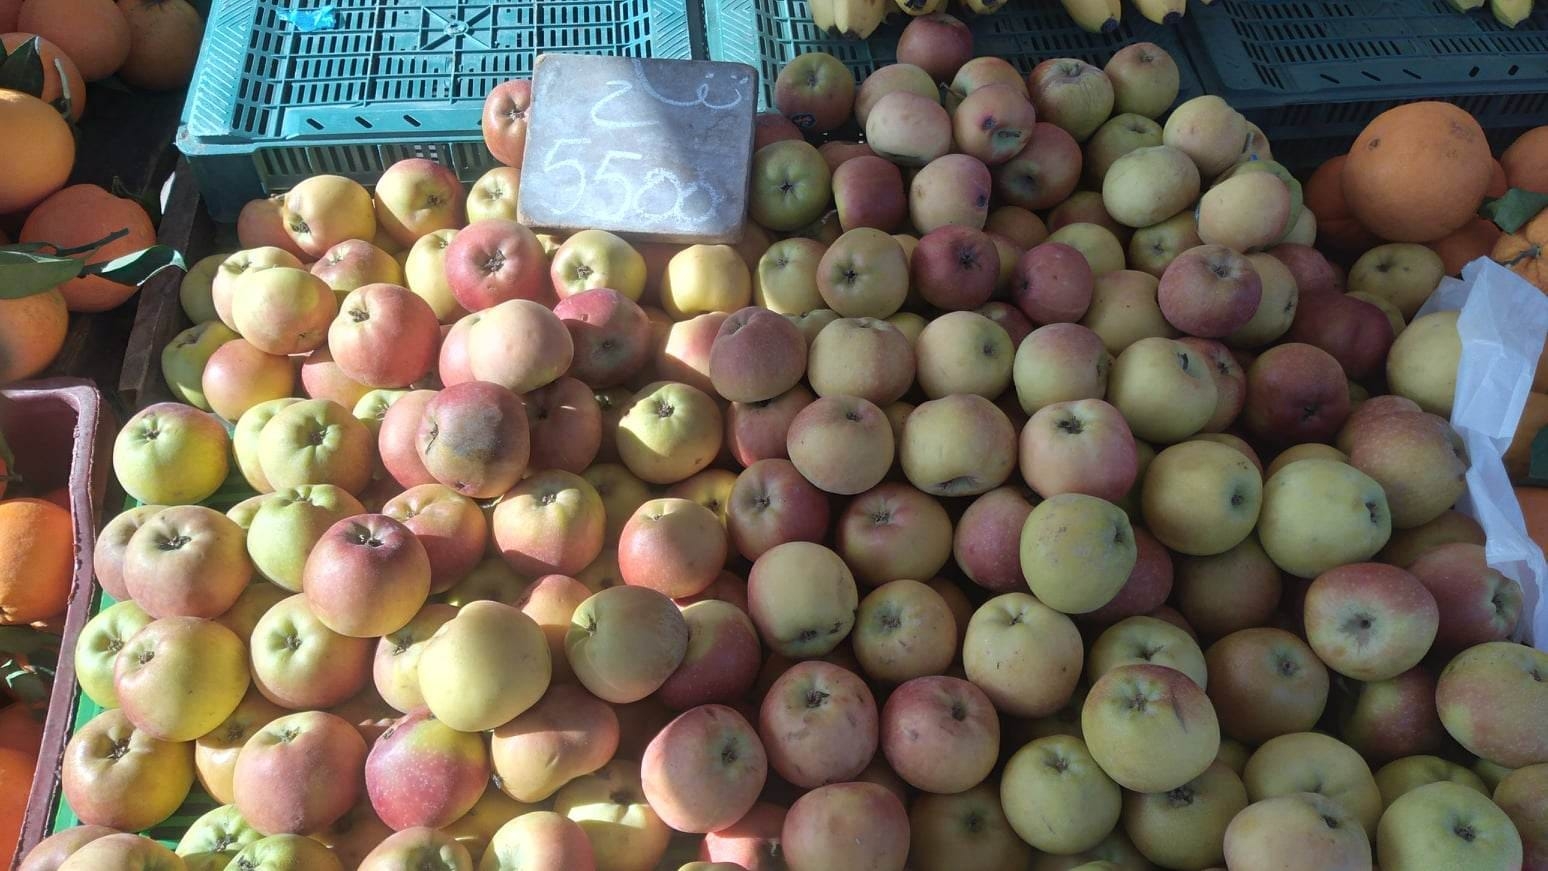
1416,258,1548,648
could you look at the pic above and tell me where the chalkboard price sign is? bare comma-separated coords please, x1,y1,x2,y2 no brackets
519,54,758,244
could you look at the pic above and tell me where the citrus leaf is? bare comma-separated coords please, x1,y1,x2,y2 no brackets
85,244,186,285
0,626,61,656
0,249,86,299
0,36,45,100
48,227,130,257
1527,427,1548,487
111,176,162,225
1481,188,1548,234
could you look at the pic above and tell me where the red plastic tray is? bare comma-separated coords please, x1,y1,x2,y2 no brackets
2,378,114,865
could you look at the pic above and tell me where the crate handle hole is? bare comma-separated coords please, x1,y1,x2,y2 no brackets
306,118,323,130
1507,65,1519,76
1469,66,1480,78
1320,73,1341,84
404,115,422,128
1403,69,1420,80
356,116,374,128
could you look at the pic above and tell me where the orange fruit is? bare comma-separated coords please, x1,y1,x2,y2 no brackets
1518,485,1548,553
0,498,72,624
1302,154,1381,256
1342,102,1493,243
1493,208,1548,292
1506,393,1548,481
1429,217,1503,277
0,745,36,867
1502,126,1548,196
0,705,43,756
0,88,73,215
115,0,201,90
19,183,156,312
15,0,128,81
0,288,68,384
0,32,84,120
1488,158,1508,198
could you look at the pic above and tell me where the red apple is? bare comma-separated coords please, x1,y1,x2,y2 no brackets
659,600,763,711
553,288,652,389
303,514,432,638
328,283,441,388
444,219,550,311
526,376,604,474
619,497,727,599
1242,343,1351,446
365,707,490,830
726,458,831,561
234,710,367,835
641,704,768,833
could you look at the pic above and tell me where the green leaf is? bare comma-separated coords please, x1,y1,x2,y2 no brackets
1526,426,1548,487
112,177,162,226
1481,188,1548,234
0,36,45,100
85,244,186,285
0,626,62,657
0,249,86,299
47,227,130,257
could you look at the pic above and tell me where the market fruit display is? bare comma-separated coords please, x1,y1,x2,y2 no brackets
0,4,205,388
20,32,1548,871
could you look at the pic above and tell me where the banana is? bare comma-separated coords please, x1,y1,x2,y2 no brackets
809,0,837,33
1445,0,1486,10
959,0,1009,14
1133,0,1186,24
1490,0,1532,26
832,0,887,38
1061,0,1120,32
893,0,947,17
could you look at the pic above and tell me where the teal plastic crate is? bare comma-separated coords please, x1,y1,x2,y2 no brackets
177,0,698,222
703,0,1204,110
1180,0,1548,169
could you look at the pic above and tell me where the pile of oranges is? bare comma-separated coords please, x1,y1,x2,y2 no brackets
1303,104,1547,289
0,469,76,867
0,0,204,386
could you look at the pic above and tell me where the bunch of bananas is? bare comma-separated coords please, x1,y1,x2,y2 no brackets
1449,0,1536,27
1059,0,1215,32
809,0,1009,40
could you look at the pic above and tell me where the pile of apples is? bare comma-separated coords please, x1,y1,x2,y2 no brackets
21,30,1548,871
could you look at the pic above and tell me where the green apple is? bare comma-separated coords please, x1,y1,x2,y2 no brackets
245,484,364,591
112,402,231,505
161,320,240,410
179,252,229,324
231,398,299,493
176,804,263,871
256,398,375,495
1376,781,1522,871
74,599,152,708
749,140,833,233
229,834,344,870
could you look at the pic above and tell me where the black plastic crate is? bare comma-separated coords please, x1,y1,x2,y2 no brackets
1181,0,1548,145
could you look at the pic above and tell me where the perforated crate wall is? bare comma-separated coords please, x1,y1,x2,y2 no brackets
1181,0,1548,145
178,0,696,221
